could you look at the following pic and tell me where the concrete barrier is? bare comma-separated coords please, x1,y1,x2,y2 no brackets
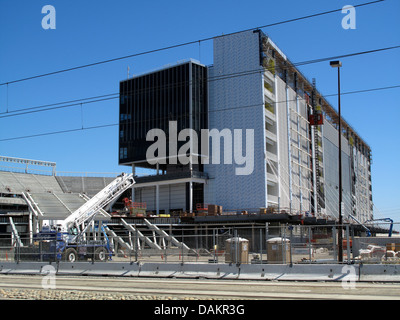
0,262,54,275
278,264,354,281
180,263,239,279
359,264,400,282
238,264,290,280
1,261,400,282
233,264,353,281
136,263,356,281
57,262,140,277
138,262,182,278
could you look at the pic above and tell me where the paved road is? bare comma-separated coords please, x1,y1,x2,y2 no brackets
0,274,399,300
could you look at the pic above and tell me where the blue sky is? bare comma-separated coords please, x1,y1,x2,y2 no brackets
0,0,399,221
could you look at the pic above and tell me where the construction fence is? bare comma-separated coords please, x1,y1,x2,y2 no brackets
1,223,399,265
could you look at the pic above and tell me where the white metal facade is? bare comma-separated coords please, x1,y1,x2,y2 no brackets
204,31,266,211
204,30,373,222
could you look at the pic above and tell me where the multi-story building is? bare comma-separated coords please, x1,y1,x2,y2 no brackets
119,60,209,214
119,30,373,223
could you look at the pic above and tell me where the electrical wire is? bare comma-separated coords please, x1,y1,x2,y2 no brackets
0,0,385,87
0,0,394,141
1,42,399,119
0,92,119,116
0,82,399,142
0,124,118,142
1,79,398,120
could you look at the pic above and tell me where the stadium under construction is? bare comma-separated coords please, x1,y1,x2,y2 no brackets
119,30,373,225
0,154,388,259
0,30,392,262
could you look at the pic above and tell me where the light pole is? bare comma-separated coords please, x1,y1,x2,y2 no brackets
330,60,343,263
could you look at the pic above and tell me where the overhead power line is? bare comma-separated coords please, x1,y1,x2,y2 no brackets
1,43,399,119
294,45,400,66
0,124,117,142
0,0,385,87
1,83,399,120
0,83,399,142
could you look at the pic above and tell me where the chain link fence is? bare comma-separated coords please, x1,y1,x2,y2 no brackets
2,222,399,265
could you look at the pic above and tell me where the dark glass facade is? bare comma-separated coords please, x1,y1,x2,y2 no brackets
119,61,208,169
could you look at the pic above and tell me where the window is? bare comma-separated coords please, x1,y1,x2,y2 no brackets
120,95,127,104
264,81,274,94
120,114,131,121
119,147,128,160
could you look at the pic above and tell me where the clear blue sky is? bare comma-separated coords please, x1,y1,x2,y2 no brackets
0,0,399,221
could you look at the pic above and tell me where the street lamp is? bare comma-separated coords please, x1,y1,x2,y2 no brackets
330,60,343,263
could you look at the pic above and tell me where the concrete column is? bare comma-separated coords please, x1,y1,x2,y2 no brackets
189,181,193,213
156,184,159,215
131,164,136,202
286,84,293,214
29,211,33,245
296,95,303,214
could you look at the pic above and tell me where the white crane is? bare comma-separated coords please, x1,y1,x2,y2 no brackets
59,172,135,242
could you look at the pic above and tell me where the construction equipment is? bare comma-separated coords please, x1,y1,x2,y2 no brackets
21,173,135,262
349,214,372,237
349,215,394,237
365,218,394,237
123,198,147,217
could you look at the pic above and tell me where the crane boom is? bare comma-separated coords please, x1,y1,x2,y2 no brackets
365,218,394,237
349,214,371,237
61,173,135,234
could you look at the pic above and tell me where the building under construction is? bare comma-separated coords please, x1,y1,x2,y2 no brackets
119,30,373,224
0,32,382,263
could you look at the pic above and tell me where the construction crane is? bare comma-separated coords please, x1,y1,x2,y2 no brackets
349,214,394,237
349,214,372,237
365,218,394,237
24,173,135,262
61,173,135,238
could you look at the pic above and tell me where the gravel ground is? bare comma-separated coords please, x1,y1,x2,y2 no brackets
0,288,223,300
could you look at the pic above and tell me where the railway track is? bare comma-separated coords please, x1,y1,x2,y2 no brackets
0,274,399,300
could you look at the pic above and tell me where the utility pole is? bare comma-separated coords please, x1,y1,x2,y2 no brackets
330,60,343,263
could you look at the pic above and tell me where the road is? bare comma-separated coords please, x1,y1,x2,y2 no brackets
0,274,399,300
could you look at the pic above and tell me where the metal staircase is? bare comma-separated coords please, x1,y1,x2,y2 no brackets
121,218,162,250
102,217,192,254
143,218,190,251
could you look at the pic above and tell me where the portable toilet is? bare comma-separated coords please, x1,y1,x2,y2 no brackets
225,237,249,264
267,237,290,263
